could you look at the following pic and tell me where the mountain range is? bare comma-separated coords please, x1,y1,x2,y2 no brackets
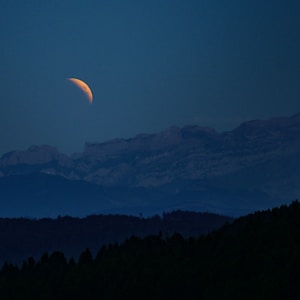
1,113,300,217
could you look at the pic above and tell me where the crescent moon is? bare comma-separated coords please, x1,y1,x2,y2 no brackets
68,78,93,104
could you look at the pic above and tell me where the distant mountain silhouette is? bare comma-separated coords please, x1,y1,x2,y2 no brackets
1,113,300,216
0,210,232,265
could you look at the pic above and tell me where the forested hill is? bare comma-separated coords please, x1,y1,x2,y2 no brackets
0,210,232,265
1,201,300,299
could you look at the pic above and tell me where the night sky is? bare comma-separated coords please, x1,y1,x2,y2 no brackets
0,0,299,155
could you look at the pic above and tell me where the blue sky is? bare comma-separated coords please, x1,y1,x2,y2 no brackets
0,0,299,155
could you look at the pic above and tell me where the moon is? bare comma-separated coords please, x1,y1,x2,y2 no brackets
68,78,93,104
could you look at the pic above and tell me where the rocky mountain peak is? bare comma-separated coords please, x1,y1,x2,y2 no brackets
0,145,72,168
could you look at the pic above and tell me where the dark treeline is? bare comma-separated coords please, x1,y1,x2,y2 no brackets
0,210,232,265
1,201,300,299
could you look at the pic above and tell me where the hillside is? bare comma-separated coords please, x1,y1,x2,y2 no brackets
0,201,299,299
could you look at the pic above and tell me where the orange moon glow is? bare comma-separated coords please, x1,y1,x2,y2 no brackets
68,78,93,104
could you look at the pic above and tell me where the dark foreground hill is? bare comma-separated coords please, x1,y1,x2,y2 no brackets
0,210,232,265
1,201,300,299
